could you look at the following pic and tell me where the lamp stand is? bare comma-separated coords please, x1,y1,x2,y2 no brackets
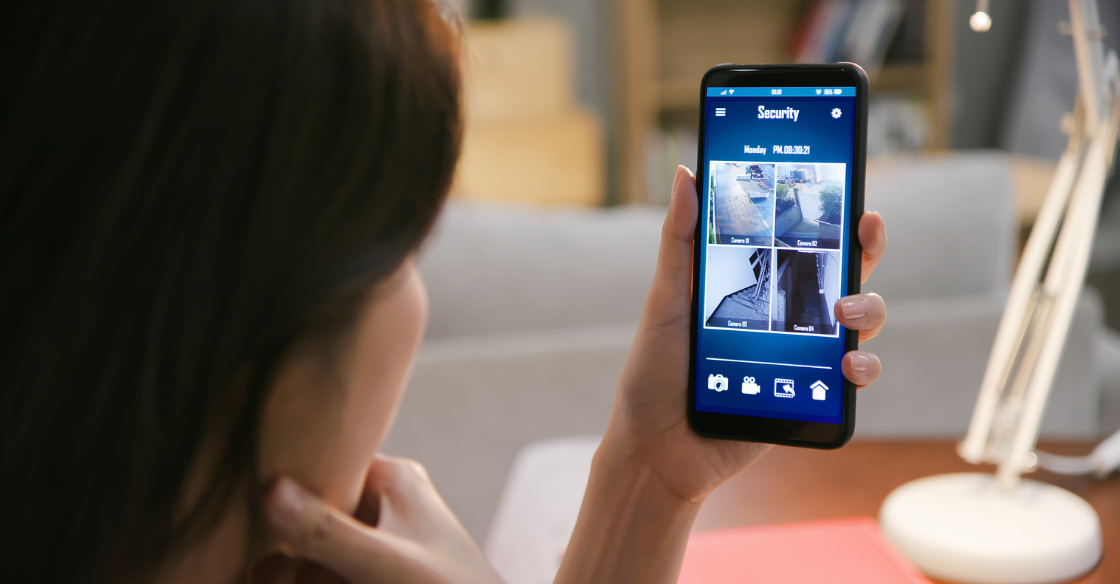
880,0,1119,582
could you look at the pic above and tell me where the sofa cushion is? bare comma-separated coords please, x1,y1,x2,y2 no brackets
863,151,1018,301
420,152,1019,341
419,203,664,339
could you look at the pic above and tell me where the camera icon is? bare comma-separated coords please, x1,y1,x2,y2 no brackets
708,373,729,392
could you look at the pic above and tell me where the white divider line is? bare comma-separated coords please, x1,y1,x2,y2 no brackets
706,357,831,370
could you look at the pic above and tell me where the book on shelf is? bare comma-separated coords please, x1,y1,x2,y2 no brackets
795,0,907,77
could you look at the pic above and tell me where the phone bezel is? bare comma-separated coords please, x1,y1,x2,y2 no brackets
687,64,869,449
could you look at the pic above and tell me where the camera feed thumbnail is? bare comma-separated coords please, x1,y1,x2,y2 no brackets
772,250,841,336
708,161,775,247
704,245,771,331
774,163,845,250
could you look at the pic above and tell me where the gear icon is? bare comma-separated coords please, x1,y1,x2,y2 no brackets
831,108,842,119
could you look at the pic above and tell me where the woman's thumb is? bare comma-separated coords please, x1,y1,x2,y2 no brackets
641,165,697,326
265,477,402,583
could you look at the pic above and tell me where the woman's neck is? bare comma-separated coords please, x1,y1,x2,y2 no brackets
154,496,252,584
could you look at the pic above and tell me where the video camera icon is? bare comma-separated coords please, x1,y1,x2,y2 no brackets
742,376,761,395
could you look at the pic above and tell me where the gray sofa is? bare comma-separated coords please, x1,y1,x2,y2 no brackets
381,151,1118,542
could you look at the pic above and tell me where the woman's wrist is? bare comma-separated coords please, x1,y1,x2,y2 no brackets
596,422,705,503
596,424,709,506
554,430,704,584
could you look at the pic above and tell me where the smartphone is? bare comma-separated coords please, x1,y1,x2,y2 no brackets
688,64,868,448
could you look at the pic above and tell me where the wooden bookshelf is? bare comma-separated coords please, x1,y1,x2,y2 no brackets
611,0,957,204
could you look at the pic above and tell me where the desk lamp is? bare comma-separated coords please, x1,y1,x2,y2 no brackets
878,1,1120,582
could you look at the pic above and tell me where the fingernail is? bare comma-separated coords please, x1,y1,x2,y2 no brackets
270,478,307,520
671,165,689,198
841,296,869,319
852,354,871,372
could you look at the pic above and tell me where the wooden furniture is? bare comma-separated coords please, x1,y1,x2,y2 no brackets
694,440,1119,583
611,0,957,203
455,18,605,206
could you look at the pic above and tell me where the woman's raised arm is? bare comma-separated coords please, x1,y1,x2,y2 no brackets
554,165,887,584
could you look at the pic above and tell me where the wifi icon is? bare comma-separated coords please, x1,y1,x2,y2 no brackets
729,89,735,94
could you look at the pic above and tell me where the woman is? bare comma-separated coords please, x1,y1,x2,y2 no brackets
0,0,887,582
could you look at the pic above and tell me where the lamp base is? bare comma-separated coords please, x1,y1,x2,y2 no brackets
879,473,1101,584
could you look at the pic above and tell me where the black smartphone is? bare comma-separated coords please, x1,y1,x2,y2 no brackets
688,64,868,448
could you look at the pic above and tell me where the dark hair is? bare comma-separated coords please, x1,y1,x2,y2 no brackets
0,0,461,581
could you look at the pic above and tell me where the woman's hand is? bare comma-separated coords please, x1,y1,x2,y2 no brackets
602,165,888,504
556,166,887,584
253,455,502,584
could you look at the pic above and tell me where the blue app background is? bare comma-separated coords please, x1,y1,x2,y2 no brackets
696,88,857,425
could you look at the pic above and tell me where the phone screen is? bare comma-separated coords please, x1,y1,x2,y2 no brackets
693,82,859,430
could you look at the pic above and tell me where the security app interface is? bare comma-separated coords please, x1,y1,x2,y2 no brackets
696,86,856,425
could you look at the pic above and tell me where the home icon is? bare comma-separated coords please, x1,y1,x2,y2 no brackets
811,380,828,401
